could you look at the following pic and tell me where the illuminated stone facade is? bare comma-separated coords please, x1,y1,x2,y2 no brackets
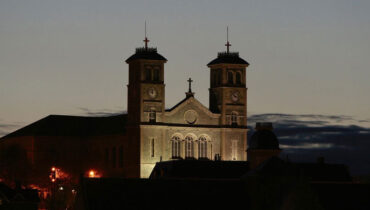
125,47,250,178
0,43,251,181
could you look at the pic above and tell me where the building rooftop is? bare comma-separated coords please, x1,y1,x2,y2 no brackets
207,52,249,66
125,47,167,62
76,177,247,210
245,156,352,182
249,128,280,150
0,114,128,139
150,159,250,179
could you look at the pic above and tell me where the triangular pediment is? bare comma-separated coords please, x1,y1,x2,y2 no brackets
165,97,220,125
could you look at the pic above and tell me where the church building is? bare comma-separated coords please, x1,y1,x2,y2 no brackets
0,34,250,182
125,35,250,177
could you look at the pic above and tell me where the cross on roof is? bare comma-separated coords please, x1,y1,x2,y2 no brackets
187,78,193,93
143,21,150,49
143,37,150,49
225,26,231,53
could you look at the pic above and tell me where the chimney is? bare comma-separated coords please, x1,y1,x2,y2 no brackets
255,122,273,131
317,156,325,164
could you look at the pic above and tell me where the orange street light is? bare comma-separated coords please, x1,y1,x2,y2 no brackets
89,170,95,177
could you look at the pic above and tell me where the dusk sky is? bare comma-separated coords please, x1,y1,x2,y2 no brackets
1,0,370,136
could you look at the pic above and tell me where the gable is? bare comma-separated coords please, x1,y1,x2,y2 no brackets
165,97,220,125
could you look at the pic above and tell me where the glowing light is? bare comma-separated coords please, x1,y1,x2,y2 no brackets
88,169,100,178
89,170,95,177
51,167,56,172
59,186,64,191
51,179,55,182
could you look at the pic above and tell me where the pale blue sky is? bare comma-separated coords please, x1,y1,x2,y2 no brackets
1,0,370,135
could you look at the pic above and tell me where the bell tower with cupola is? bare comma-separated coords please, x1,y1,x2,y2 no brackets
126,32,167,124
208,28,249,126
207,28,249,161
124,27,167,178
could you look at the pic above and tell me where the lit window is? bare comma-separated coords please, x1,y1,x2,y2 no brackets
151,138,155,157
198,136,207,159
185,136,194,158
149,109,156,123
232,140,238,160
231,112,238,126
171,136,181,158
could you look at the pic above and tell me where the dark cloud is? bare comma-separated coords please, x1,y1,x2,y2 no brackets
248,113,370,175
0,122,24,137
77,107,126,117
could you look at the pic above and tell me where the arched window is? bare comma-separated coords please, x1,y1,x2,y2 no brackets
171,136,181,158
198,136,207,159
232,140,238,160
145,68,151,81
153,69,160,81
236,72,242,85
228,71,234,84
212,71,217,87
218,71,222,85
231,112,238,126
149,108,156,123
185,136,194,158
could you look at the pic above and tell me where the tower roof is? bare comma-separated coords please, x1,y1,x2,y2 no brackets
207,52,249,66
125,47,167,63
208,27,249,66
249,122,279,150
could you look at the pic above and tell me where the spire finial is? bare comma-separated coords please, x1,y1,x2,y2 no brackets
225,26,231,53
186,78,194,98
143,21,150,50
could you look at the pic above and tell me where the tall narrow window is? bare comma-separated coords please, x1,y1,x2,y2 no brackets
149,109,156,123
218,71,222,85
171,136,181,158
153,69,160,81
151,138,155,157
236,72,242,85
232,140,238,160
145,69,151,81
119,146,123,168
112,147,116,168
231,112,238,126
212,71,216,87
185,136,194,158
228,71,234,84
198,136,207,159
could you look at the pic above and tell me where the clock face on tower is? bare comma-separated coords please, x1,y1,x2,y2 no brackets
147,87,157,99
231,91,240,102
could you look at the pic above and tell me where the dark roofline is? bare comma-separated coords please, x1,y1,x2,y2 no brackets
139,121,248,129
207,51,249,66
165,96,191,112
165,95,220,115
125,47,167,63
0,114,128,139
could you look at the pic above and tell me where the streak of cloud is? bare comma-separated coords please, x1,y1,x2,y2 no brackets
77,107,126,117
248,113,370,175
